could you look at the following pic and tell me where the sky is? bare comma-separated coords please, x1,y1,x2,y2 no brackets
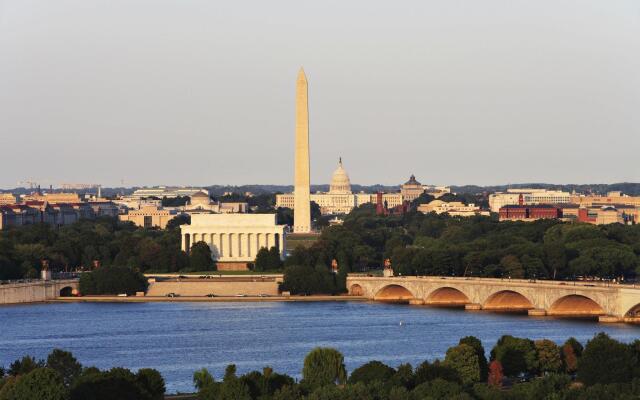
0,0,638,189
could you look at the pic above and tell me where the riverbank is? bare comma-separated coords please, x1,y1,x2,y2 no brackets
52,294,368,303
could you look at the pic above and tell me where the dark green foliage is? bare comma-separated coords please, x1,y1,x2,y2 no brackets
490,335,537,377
0,368,67,400
135,368,166,400
411,378,469,400
459,336,488,381
347,361,395,385
578,332,635,385
0,218,196,280
188,241,215,272
254,247,283,271
8,356,43,377
444,344,481,386
79,266,148,295
46,349,81,387
414,360,461,386
302,348,347,390
281,265,339,295
534,339,562,374
69,366,164,400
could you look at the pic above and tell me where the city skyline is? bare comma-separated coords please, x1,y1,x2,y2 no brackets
1,1,638,188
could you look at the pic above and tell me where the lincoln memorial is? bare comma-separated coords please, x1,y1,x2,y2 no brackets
181,214,286,269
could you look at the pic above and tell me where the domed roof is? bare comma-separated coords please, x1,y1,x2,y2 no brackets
404,174,421,186
329,157,352,194
190,190,211,205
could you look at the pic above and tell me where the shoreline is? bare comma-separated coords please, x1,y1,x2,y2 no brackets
51,295,368,303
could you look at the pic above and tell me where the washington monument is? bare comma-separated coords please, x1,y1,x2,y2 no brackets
293,68,311,233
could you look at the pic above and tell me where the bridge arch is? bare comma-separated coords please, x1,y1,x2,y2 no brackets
374,284,415,302
349,284,364,296
425,287,470,306
59,286,74,297
625,303,640,319
483,290,533,311
549,295,604,317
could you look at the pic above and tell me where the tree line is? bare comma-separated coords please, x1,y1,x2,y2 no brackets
0,217,215,281
282,204,640,296
0,349,165,400
3,332,638,399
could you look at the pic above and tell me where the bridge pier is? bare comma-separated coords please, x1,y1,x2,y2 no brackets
409,299,424,305
599,315,623,323
464,303,482,311
528,309,547,316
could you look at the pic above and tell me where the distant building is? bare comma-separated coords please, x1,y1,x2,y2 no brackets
577,205,638,225
499,205,563,221
22,192,81,204
400,175,425,202
276,159,422,215
570,192,640,208
0,193,16,205
489,189,571,212
0,199,119,230
418,200,489,217
181,214,286,270
131,187,208,199
183,191,248,215
119,205,177,229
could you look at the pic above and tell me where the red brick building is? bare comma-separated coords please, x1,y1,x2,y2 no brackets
499,205,563,221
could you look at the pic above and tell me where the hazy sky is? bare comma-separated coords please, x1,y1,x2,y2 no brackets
1,0,638,188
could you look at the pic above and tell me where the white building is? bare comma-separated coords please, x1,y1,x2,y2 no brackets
276,158,411,215
131,187,207,199
181,214,286,267
489,189,571,212
417,200,489,217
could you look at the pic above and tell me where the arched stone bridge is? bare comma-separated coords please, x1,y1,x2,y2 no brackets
346,275,640,323
0,279,79,305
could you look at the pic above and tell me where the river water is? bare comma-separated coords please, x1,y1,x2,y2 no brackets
1,301,639,393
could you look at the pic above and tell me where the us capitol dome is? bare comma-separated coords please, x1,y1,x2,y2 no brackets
329,157,352,194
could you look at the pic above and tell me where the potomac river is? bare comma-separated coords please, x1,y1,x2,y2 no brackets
1,301,639,393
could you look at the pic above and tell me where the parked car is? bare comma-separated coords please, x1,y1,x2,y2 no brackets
206,293,217,297
166,293,180,298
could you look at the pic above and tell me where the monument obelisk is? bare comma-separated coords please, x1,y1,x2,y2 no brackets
293,68,311,233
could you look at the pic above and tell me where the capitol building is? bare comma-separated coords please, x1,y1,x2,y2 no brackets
276,158,419,215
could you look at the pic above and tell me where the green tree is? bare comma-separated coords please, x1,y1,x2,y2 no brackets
135,368,165,400
445,344,481,386
348,361,395,385
578,332,634,385
189,241,214,272
459,336,488,381
46,349,82,387
414,360,460,385
79,266,148,295
411,378,468,400
69,367,145,400
8,356,43,377
302,348,347,389
254,247,270,271
490,335,536,377
0,368,67,400
218,365,250,400
534,339,562,374
500,255,524,278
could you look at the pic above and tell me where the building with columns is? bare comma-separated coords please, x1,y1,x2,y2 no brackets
181,214,286,270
